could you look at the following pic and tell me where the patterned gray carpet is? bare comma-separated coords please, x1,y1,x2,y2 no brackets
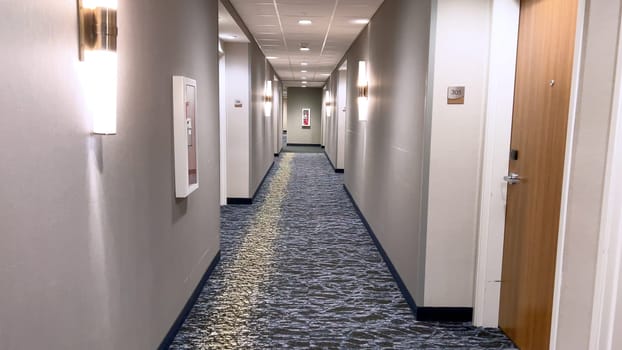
169,153,516,349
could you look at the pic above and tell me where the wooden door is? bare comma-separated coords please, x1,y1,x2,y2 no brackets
498,0,578,349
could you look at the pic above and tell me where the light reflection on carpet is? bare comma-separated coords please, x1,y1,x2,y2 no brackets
169,153,516,349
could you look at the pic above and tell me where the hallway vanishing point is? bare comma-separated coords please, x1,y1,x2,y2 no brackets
170,152,516,349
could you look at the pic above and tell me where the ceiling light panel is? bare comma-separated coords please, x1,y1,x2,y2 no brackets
229,0,383,83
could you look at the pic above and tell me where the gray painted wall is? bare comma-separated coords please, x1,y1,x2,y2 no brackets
286,87,323,144
250,45,276,194
334,0,496,308
338,0,432,304
283,97,288,131
0,0,220,349
615,273,622,349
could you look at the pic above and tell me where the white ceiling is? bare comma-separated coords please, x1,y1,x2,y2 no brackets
228,0,384,88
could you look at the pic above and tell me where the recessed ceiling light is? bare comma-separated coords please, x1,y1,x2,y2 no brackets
301,62,308,66
266,56,278,59
320,73,330,76
300,47,310,52
352,19,370,25
302,81,308,84
301,70,308,73
219,34,238,40
298,19,313,25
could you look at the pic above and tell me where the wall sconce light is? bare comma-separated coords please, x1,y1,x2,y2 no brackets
78,0,119,135
357,60,369,121
264,80,273,117
325,90,332,117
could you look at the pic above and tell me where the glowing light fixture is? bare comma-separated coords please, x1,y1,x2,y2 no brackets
298,19,313,25
79,0,119,135
357,60,369,121
266,56,278,60
352,19,370,25
219,34,238,40
301,62,308,66
301,70,308,73
299,43,310,52
264,80,273,117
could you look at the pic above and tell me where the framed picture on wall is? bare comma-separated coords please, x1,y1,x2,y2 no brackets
172,76,199,198
302,108,311,127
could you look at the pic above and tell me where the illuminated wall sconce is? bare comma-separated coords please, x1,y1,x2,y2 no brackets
264,80,273,117
78,0,119,135
357,60,369,121
325,90,332,117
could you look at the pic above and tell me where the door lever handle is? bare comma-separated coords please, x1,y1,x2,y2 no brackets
504,173,522,185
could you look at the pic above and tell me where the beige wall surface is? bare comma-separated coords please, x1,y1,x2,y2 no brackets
336,71,348,170
0,1,221,349
340,0,432,304
424,0,492,307
554,0,622,348
274,80,283,154
224,42,251,198
325,74,340,168
286,87,323,144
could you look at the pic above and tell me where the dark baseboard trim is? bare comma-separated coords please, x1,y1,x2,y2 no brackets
343,184,473,323
287,143,321,147
226,161,275,206
343,185,418,317
158,251,221,350
227,197,253,205
416,307,473,322
324,151,344,173
252,160,275,199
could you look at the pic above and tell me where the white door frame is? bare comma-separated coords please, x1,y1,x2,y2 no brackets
587,12,622,349
549,0,587,347
473,0,589,335
473,0,520,327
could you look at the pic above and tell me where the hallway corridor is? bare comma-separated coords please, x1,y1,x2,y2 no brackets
170,154,515,349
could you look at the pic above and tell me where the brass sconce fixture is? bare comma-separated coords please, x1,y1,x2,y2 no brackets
325,89,332,117
78,0,118,60
264,80,273,117
357,60,369,121
78,0,119,135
